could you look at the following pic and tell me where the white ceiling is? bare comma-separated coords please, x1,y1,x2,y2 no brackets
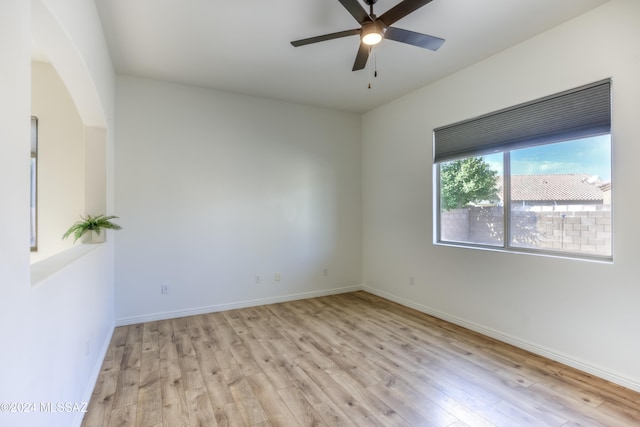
94,0,608,113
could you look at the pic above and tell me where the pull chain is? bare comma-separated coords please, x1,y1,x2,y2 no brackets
368,48,378,90
374,50,378,78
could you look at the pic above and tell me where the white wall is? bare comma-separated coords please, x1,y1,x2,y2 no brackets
31,61,85,262
85,126,107,217
362,0,640,391
0,9,32,424
115,76,362,323
0,1,115,426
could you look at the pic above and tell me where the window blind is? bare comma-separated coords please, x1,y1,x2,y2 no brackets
433,80,611,163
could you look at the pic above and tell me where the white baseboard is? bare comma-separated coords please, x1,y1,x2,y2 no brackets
115,285,363,326
363,286,640,394
74,321,115,427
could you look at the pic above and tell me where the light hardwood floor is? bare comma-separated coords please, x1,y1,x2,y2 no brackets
82,291,640,427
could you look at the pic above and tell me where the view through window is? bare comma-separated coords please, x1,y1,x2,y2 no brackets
438,136,611,258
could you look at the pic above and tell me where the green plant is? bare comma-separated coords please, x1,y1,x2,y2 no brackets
62,214,122,242
440,157,499,211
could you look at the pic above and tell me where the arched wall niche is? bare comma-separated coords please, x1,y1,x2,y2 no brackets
30,0,107,264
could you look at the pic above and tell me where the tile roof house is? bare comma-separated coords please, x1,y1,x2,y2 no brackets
497,174,609,205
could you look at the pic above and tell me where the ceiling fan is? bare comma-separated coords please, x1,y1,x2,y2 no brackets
291,0,445,71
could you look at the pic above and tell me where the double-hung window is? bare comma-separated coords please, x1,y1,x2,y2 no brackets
434,80,612,260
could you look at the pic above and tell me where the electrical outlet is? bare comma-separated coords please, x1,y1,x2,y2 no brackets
161,284,169,294
324,268,329,277
410,276,415,286
275,272,281,281
255,275,261,284
85,340,91,357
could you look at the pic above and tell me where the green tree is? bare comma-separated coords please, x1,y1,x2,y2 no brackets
440,157,498,211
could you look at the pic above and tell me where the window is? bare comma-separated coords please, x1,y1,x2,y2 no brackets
31,116,38,251
434,80,612,260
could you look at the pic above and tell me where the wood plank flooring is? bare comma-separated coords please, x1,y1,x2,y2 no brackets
82,291,640,427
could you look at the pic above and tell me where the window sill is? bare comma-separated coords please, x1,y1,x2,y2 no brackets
30,244,102,286
434,240,613,264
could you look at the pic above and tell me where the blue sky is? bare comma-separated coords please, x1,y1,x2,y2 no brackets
484,135,611,181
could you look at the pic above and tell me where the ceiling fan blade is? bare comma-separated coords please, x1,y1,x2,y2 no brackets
352,43,370,71
338,0,372,25
291,28,360,47
379,0,434,27
384,27,444,51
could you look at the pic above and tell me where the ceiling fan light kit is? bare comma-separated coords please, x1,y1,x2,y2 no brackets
361,21,385,46
291,0,444,71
